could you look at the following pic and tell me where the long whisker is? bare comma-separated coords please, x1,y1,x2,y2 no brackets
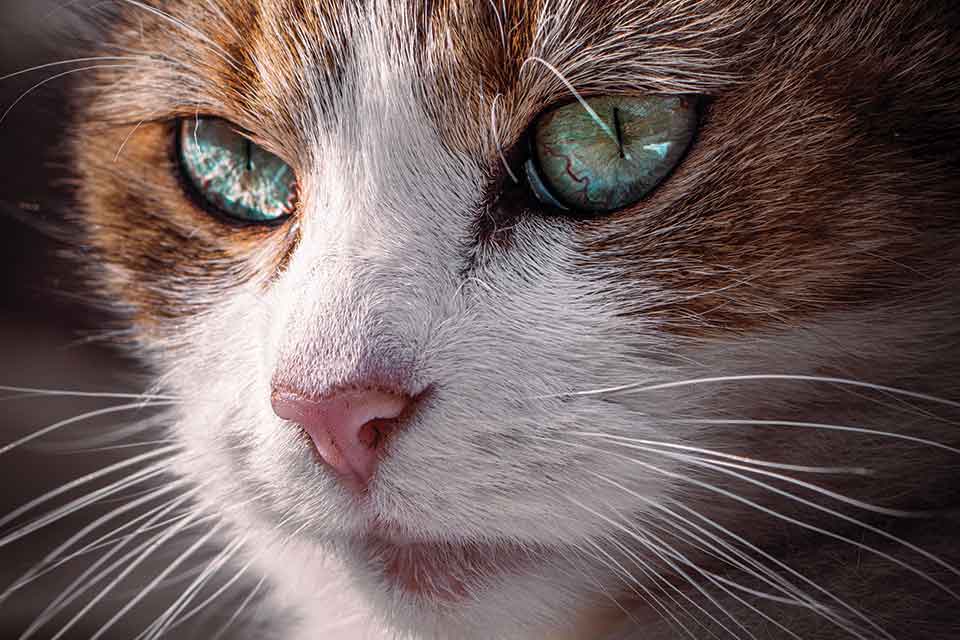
569,496,755,640
160,556,255,635
545,436,960,611
626,516,812,640
19,490,202,640
0,458,181,549
585,463,891,640
666,453,960,590
586,533,730,640
672,418,960,456
635,506,868,640
0,444,180,532
530,373,960,410
577,535,703,640
138,535,247,640
574,433,917,517
0,63,161,124
569,431,873,476
0,400,175,456
0,384,179,401
90,522,224,640
0,56,156,82
44,511,214,640
209,577,267,640
0,482,187,606
664,498,894,640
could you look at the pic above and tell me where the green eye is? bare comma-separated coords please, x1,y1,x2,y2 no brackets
178,118,297,223
524,95,697,213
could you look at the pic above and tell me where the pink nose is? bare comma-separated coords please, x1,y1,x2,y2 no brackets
271,387,412,488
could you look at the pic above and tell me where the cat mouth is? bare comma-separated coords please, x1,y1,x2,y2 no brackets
355,534,533,601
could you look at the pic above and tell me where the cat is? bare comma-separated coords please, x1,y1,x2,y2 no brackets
8,0,960,638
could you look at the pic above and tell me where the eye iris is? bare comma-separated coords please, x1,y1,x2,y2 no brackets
530,95,696,212
179,118,296,223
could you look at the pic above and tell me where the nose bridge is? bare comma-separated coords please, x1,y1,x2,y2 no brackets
272,189,455,398
270,48,483,396
275,254,423,397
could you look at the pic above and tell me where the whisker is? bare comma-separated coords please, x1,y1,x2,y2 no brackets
577,536,702,640
569,496,753,640
669,454,960,591
576,434,917,517
33,412,174,452
586,533,728,640
160,557,255,635
114,115,151,161
0,63,160,125
673,418,960,456
656,491,881,638
0,56,154,83
676,497,898,639
0,482,187,606
59,438,179,454
208,577,267,640
530,373,960,410
43,512,214,640
0,400,175,456
137,535,246,640
570,431,873,476
112,0,241,70
89,522,224,640
0,384,179,401
19,491,202,640
544,435,946,634
485,0,507,50
0,451,181,546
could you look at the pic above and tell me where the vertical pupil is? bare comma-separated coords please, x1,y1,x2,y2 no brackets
613,107,625,159
244,138,253,172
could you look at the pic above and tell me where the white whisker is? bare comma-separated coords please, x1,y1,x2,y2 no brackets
0,401,175,457
0,384,178,401
209,577,267,640
0,64,159,125
0,445,179,532
673,418,960,456
531,374,960,410
0,482,187,606
138,535,246,640
89,522,224,640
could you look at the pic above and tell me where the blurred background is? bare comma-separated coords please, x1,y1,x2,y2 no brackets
0,4,243,638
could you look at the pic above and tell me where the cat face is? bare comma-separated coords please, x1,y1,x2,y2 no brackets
71,1,960,638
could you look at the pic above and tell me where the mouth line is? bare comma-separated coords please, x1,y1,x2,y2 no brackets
354,533,534,602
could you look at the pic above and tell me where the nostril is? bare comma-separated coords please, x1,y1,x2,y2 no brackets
270,387,413,489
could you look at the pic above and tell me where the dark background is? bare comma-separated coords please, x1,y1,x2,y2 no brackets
0,4,229,638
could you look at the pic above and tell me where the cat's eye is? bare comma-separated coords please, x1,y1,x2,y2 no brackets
524,95,697,213
177,118,297,224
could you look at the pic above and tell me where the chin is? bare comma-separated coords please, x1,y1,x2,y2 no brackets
238,499,623,640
